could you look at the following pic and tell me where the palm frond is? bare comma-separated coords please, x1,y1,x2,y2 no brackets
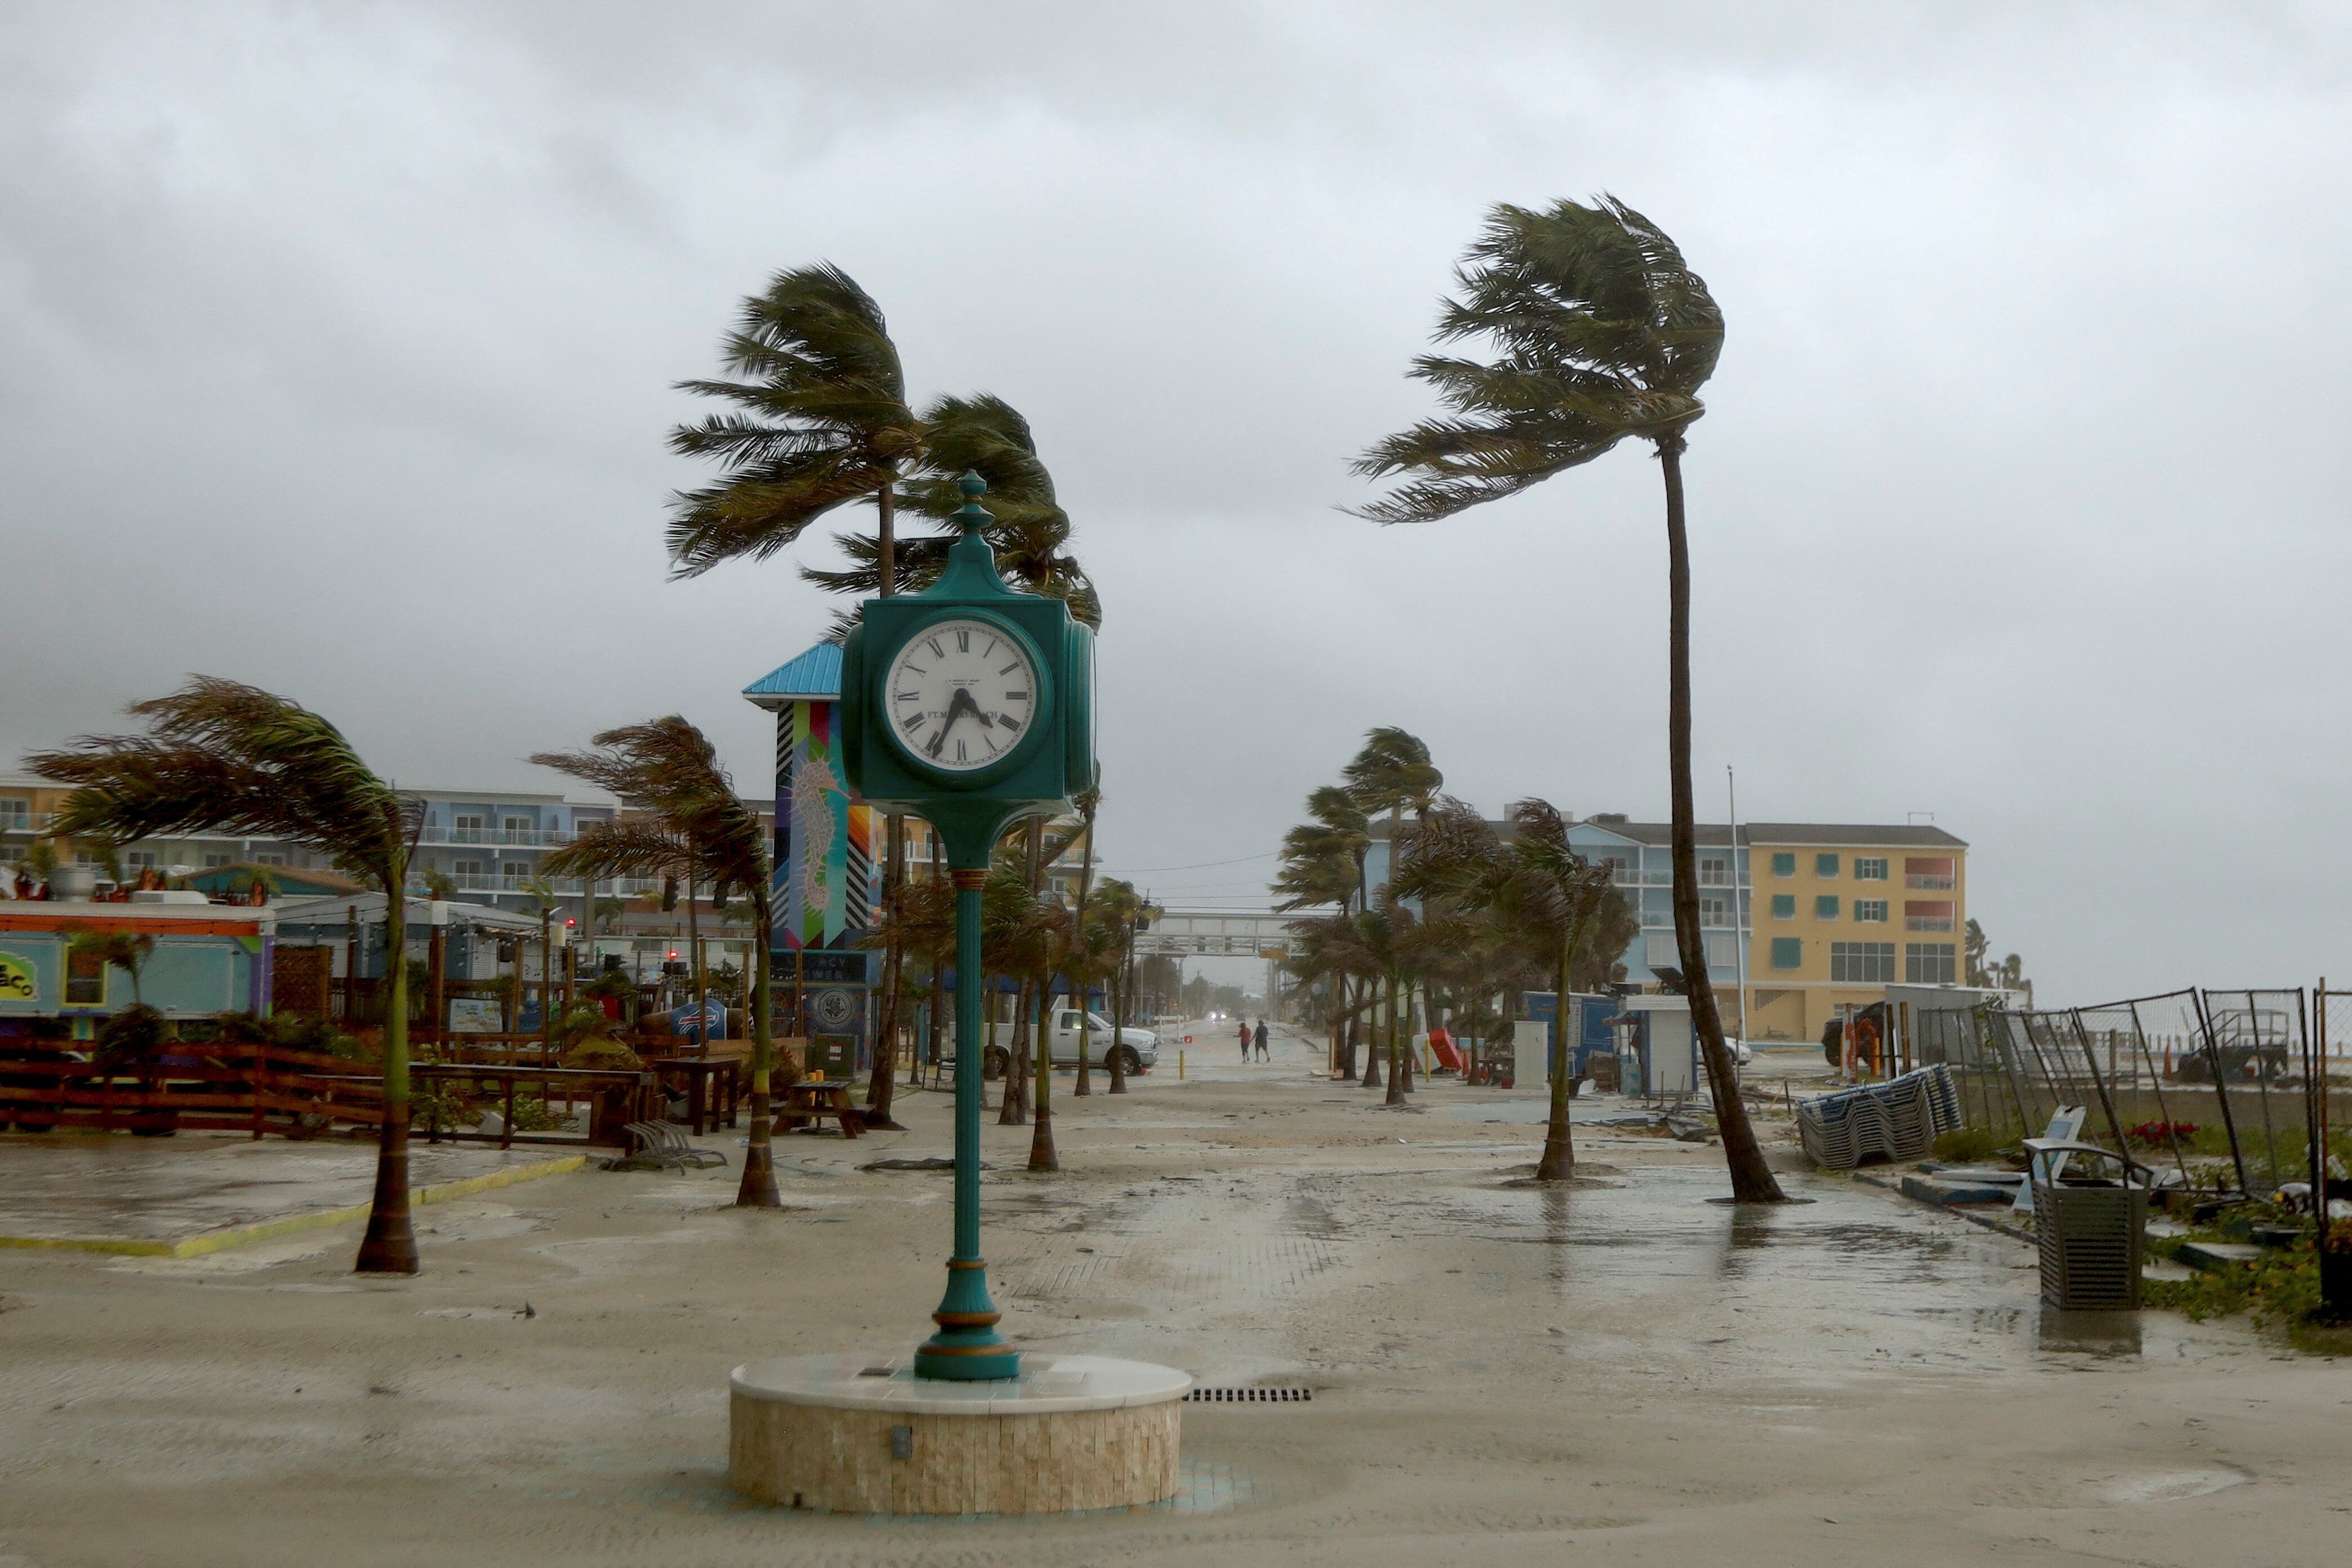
1354,194,1723,526
25,677,410,885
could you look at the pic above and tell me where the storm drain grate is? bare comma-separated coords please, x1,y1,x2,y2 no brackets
1186,1386,1312,1402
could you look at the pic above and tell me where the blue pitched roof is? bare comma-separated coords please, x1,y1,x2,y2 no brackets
742,642,842,709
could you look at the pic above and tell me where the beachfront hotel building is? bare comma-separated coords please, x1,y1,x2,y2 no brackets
1364,813,1968,1042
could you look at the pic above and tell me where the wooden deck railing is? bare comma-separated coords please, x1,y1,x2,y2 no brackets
0,1041,386,1136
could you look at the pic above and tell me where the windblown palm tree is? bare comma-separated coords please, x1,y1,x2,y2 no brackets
533,718,782,1208
1355,196,1784,1202
26,678,429,1271
1273,784,1370,1074
1086,877,1157,1094
667,270,1096,1135
1399,798,1629,1180
1343,729,1442,1091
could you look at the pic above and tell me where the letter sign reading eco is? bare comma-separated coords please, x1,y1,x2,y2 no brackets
840,473,1095,1381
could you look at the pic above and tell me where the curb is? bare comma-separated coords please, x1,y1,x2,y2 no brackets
1850,1168,2033,1242
0,1152,589,1258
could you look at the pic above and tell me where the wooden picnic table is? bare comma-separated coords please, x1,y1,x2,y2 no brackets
779,1079,863,1139
647,1055,741,1135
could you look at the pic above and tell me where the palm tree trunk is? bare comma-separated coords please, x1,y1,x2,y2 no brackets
355,877,418,1273
1383,972,1406,1105
1358,996,1379,1086
1028,972,1057,1171
862,478,905,1126
1660,436,1784,1204
999,977,1030,1124
1535,939,1577,1180
1107,932,1130,1094
738,899,781,1206
1398,981,1417,1094
688,877,706,1053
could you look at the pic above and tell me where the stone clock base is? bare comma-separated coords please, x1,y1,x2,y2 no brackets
728,1352,1189,1514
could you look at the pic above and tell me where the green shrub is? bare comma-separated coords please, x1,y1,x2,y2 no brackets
1931,1127,2003,1164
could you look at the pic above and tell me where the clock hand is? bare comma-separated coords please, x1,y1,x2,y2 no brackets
930,687,981,758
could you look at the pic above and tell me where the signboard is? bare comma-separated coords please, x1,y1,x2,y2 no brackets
806,986,865,1031
799,949,873,987
447,997,504,1034
0,948,42,1005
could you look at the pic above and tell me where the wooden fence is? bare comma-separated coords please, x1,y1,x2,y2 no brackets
0,1040,386,1137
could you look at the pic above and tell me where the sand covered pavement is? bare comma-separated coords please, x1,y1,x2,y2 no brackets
2,1027,2345,1567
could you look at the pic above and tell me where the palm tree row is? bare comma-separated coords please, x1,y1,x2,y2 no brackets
1272,729,1642,1174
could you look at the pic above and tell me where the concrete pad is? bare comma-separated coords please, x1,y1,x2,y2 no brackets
0,1134,587,1255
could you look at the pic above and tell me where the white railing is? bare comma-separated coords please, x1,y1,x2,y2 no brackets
1905,875,1954,890
420,827,579,848
1,812,48,833
1906,916,1954,932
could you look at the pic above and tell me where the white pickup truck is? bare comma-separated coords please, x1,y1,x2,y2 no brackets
1050,1008,1158,1072
978,1010,1160,1077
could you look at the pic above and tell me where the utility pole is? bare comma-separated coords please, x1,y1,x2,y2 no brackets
1727,765,1748,1042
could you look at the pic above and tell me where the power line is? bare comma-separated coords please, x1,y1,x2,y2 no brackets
1099,850,1278,874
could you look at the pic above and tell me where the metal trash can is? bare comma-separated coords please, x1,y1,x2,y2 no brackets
2025,1139,2153,1311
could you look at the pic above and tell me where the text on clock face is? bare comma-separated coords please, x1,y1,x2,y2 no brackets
887,620,1038,771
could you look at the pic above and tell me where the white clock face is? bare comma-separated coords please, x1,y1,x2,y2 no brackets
885,618,1039,773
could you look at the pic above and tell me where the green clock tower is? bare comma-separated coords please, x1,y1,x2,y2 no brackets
840,473,1095,1380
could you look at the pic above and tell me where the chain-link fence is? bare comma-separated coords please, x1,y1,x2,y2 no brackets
1901,987,2350,1201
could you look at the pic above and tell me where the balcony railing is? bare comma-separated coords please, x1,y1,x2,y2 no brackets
1906,916,1954,932
1905,875,1954,890
421,827,581,848
1,812,49,834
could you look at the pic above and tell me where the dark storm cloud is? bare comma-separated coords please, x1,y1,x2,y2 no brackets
3,2,2347,1000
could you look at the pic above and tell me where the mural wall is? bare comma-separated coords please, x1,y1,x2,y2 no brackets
774,695,877,951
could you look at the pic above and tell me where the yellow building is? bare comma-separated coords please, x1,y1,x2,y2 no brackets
1738,825,1968,1043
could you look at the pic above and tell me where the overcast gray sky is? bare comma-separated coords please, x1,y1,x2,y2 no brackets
4,2,2347,1004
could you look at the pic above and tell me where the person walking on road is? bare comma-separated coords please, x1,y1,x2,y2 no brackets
1254,1019,1269,1061
1239,1018,1253,1062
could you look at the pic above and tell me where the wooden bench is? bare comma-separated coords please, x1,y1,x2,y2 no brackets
778,1080,864,1139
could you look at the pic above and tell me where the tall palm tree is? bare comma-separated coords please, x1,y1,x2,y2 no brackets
1400,798,1628,1180
26,678,429,1270
1343,729,1442,1090
1273,786,1368,1075
533,719,782,1208
1355,196,1784,1202
1088,877,1157,1093
668,271,1093,1135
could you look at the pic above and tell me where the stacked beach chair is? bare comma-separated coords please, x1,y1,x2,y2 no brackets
1796,1063,1962,1170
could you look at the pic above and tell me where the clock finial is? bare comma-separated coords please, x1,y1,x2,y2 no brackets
956,471,989,537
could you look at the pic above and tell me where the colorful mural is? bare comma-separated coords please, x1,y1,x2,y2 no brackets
759,648,879,952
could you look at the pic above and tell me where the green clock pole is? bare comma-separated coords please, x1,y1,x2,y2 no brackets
914,845,1019,1380
843,473,1090,1383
